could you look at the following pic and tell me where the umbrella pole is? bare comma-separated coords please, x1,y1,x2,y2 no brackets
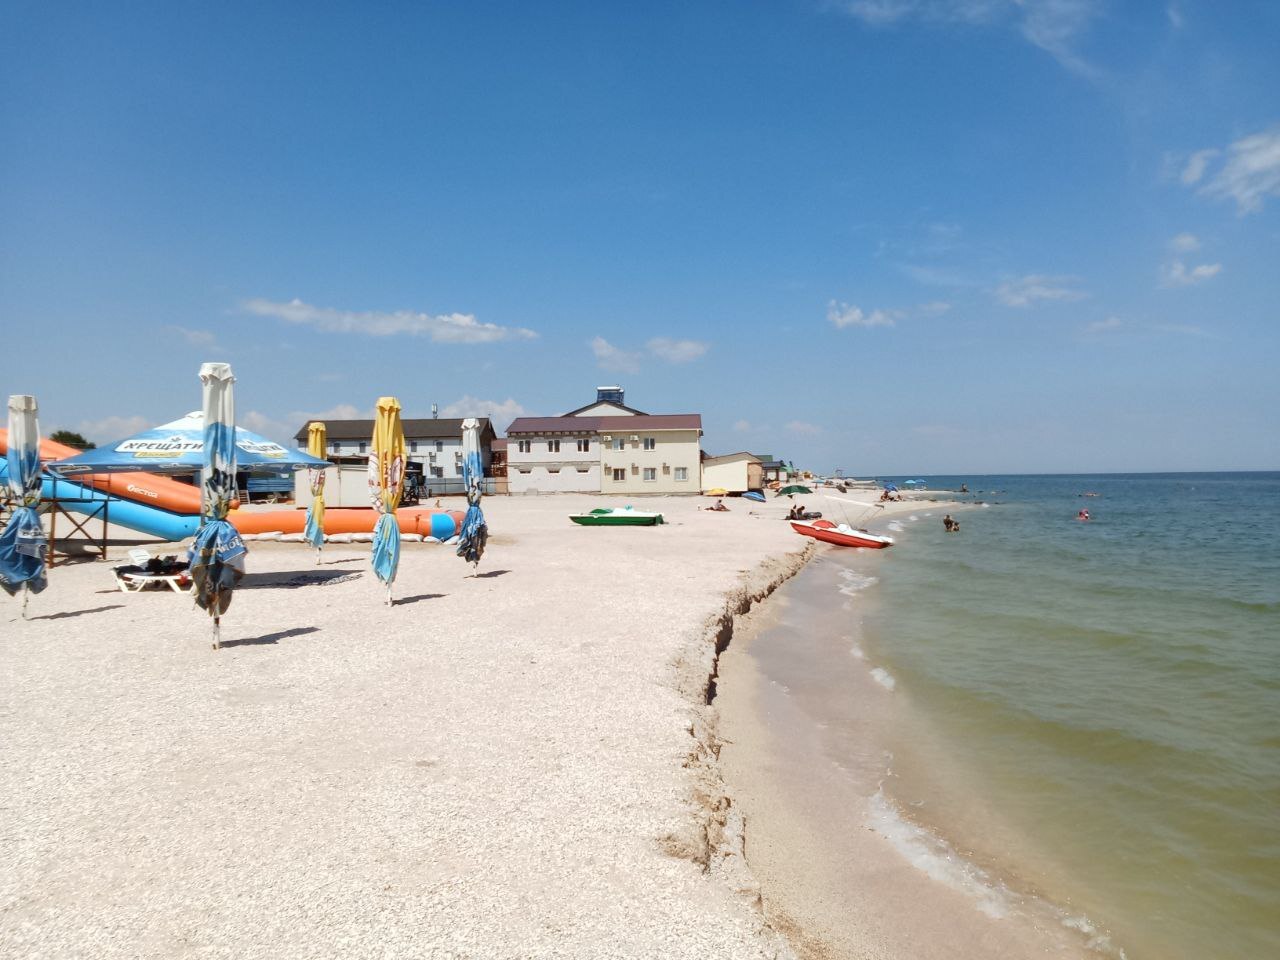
316,546,322,566
212,616,221,651
21,584,30,620
386,584,393,607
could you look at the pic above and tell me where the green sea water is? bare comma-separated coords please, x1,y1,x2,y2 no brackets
852,473,1280,959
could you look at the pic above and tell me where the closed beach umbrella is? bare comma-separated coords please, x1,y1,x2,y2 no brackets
456,417,488,569
0,395,48,617
304,421,327,563
187,363,247,649
369,397,405,605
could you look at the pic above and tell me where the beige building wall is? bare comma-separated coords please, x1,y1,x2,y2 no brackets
599,428,701,495
701,459,748,492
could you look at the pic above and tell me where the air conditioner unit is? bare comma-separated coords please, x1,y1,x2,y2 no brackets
602,435,612,441
630,435,639,441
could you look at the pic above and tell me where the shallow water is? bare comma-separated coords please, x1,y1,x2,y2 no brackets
845,473,1280,959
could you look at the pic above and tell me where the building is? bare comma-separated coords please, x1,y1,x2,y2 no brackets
700,452,763,493
505,387,702,495
292,417,497,494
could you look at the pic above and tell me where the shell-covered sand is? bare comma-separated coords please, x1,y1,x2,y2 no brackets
3,493,816,959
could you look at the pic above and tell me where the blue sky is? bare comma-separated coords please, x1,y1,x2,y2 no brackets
2,1,1277,473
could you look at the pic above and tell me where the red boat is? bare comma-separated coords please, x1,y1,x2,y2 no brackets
790,518,894,549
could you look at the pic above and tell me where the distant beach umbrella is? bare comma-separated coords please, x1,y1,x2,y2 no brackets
369,397,405,605
776,484,813,497
187,363,247,649
304,421,327,564
0,395,48,618
456,417,488,569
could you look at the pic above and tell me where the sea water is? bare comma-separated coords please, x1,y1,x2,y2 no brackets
800,474,1279,959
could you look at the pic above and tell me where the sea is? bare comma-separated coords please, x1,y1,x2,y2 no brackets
751,473,1280,960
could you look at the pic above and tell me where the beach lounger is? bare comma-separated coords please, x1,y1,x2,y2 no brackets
113,549,192,593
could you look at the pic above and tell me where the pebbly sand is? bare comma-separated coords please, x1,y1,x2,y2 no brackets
2,490,980,959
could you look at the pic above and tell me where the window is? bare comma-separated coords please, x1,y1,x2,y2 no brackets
430,466,443,478
612,468,626,481
517,440,531,454
577,438,590,452
436,440,444,452
410,441,418,453
548,440,560,453
330,441,340,453
674,467,688,482
643,467,656,482
643,437,656,451
358,441,367,454
611,437,625,450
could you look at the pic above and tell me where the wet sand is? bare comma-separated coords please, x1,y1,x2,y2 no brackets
714,533,1099,959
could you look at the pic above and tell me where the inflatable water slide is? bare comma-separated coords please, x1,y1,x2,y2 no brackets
0,430,462,543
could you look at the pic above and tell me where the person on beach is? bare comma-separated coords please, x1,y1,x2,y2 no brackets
707,499,729,512
943,514,954,532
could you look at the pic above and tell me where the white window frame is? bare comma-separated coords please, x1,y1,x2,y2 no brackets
674,467,688,482
612,468,626,482
611,437,625,450
577,438,590,452
548,439,560,453
643,467,656,482
517,440,531,454
642,437,656,451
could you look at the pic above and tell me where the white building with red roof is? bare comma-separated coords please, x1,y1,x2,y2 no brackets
505,387,703,495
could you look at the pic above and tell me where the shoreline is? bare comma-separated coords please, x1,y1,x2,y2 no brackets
709,499,1108,960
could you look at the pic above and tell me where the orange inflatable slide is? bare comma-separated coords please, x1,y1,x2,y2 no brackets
1,429,463,542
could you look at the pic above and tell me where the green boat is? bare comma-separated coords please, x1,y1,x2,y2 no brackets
569,507,665,526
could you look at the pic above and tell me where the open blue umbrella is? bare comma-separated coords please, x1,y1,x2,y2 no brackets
883,483,899,492
187,364,247,649
1,395,47,618
456,418,488,569
49,412,329,475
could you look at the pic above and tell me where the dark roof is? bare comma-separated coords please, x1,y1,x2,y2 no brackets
293,418,495,443
560,399,649,417
506,414,701,435
490,438,508,450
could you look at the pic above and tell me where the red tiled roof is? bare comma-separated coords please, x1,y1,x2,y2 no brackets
506,414,701,434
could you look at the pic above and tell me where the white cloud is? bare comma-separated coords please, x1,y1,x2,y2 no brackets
733,419,753,433
76,415,151,444
994,274,1086,307
1169,232,1200,252
647,337,710,363
838,0,1100,76
1166,3,1183,28
917,300,953,316
786,420,822,436
1161,260,1222,287
1202,127,1280,214
438,396,528,431
1150,322,1213,338
1180,149,1218,186
828,300,897,328
1084,316,1123,334
590,336,641,373
243,298,537,343
165,325,220,349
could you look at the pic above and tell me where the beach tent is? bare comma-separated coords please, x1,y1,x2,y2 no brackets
0,395,48,617
49,413,329,475
187,364,247,649
369,397,406,605
456,417,488,568
304,421,327,563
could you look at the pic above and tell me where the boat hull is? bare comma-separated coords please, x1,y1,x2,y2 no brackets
570,514,663,526
790,519,893,549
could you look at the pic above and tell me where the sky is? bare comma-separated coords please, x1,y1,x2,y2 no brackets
2,0,1278,474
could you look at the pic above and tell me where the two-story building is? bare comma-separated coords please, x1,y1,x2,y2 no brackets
505,387,702,495
292,416,497,493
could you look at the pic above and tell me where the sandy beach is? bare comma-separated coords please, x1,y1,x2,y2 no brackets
1,490,983,959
